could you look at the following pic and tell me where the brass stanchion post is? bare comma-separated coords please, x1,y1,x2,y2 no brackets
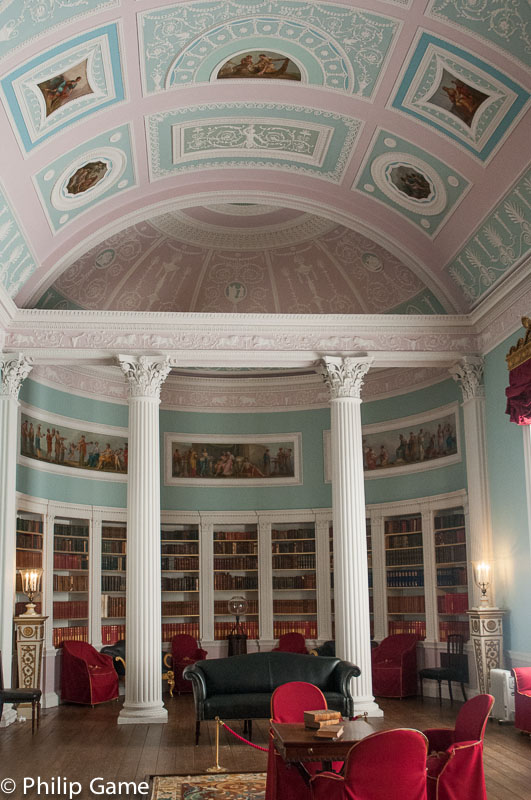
206,717,228,773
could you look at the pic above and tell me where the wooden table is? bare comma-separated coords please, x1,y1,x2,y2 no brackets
271,717,387,781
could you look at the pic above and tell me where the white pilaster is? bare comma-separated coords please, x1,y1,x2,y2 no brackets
450,357,493,608
117,355,170,725
368,511,386,644
0,354,33,726
319,356,381,716
199,518,214,644
257,516,273,644
90,513,102,650
315,514,332,643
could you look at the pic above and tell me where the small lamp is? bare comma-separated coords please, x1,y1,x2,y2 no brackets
228,596,248,635
472,561,491,607
18,567,43,616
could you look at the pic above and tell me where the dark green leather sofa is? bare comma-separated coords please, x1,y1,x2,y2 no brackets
183,650,360,743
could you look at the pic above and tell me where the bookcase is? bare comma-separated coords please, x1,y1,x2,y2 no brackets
271,523,317,640
161,523,200,643
384,513,426,640
213,524,259,640
15,510,44,616
434,507,469,642
101,522,126,645
52,517,90,647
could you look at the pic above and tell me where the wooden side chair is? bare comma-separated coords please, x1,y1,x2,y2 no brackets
0,651,42,734
419,634,468,704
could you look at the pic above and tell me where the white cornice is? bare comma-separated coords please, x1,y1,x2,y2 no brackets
471,258,531,354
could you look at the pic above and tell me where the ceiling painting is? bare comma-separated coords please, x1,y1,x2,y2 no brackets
216,51,302,81
0,24,124,153
147,103,362,183
445,167,531,306
391,33,529,162
353,130,470,237
33,124,135,233
427,0,531,67
139,2,399,96
0,179,37,297
0,0,118,61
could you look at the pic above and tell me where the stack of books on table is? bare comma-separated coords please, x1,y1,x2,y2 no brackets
304,709,344,739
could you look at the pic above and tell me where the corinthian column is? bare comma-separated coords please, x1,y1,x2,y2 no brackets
319,356,381,716
0,354,33,726
450,357,493,608
117,355,170,724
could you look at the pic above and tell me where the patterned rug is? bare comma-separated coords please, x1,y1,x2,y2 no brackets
151,772,266,800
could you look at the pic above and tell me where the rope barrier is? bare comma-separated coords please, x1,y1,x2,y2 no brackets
220,720,269,751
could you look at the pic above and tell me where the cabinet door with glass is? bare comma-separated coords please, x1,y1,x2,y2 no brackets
53,517,90,647
434,507,469,642
385,513,425,640
161,524,200,644
101,522,126,645
213,524,258,640
271,524,317,641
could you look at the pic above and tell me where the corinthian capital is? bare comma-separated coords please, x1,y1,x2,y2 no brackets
0,353,33,398
118,355,171,399
319,356,373,400
450,356,484,401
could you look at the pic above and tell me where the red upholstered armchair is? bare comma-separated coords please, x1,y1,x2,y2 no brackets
310,729,428,800
371,634,418,697
266,681,341,800
512,667,531,733
273,632,308,654
61,640,119,705
424,693,494,800
164,634,207,696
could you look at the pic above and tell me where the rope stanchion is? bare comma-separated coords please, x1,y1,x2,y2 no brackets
206,717,268,773
221,721,269,751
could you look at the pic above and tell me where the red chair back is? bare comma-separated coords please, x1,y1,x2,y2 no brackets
454,694,494,743
372,634,418,662
63,640,94,660
271,681,326,722
172,634,200,661
341,729,428,800
513,667,531,694
275,632,307,653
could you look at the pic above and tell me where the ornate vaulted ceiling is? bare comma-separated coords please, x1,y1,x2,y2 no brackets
0,0,529,316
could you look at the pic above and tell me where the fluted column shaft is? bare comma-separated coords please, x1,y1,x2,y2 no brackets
319,357,381,716
0,354,32,726
118,356,170,725
450,357,493,608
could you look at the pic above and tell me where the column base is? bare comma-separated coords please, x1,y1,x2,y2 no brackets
0,706,18,727
118,703,168,725
353,698,383,718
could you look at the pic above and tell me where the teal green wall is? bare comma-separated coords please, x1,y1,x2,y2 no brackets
484,330,531,654
17,375,466,510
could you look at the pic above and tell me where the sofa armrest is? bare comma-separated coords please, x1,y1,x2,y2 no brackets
332,661,360,717
183,663,208,720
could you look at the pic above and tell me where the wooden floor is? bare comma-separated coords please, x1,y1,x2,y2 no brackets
1,693,530,798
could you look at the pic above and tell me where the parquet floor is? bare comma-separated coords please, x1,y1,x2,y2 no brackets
0,694,529,798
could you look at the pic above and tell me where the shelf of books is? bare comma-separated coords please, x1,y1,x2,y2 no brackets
385,513,426,640
367,519,374,640
53,518,90,647
434,507,469,642
213,524,259,640
15,510,44,616
101,522,126,646
161,523,200,643
272,524,317,641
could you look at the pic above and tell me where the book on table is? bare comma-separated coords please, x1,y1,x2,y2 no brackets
304,709,342,729
314,724,344,739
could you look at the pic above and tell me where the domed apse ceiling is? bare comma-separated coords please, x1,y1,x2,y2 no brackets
0,1,529,314
35,204,449,314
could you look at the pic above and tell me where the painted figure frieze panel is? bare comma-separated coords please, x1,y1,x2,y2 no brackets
33,124,136,233
446,168,531,305
0,1,118,61
19,406,127,482
164,433,302,486
139,1,400,97
1,24,125,153
147,103,361,183
324,403,461,481
427,0,531,67
353,129,470,237
0,179,37,298
391,33,529,162
217,50,301,80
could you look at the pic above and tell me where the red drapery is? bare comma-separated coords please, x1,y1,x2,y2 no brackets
506,319,531,426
